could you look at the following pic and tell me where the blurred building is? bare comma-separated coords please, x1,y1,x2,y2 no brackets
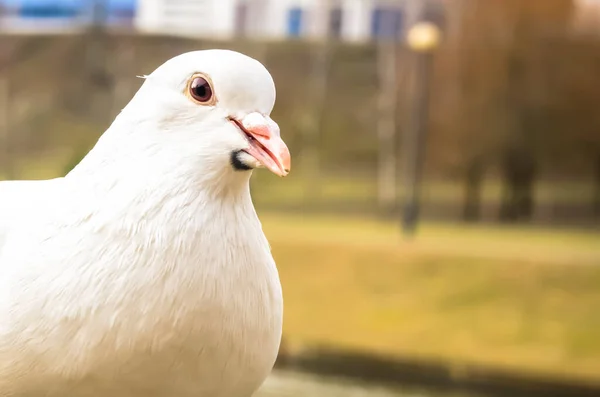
134,0,446,43
0,0,136,33
0,0,448,41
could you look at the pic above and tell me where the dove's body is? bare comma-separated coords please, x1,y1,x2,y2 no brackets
0,50,288,397
0,174,282,397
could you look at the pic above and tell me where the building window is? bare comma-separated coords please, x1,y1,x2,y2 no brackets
17,0,81,19
11,0,136,24
287,7,303,37
371,7,403,40
329,7,342,38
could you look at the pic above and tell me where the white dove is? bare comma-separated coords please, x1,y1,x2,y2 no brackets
0,49,290,397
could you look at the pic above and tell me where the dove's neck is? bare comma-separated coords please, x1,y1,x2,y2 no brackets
66,120,257,231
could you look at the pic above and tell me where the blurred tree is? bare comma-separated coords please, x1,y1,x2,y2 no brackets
541,37,600,218
432,0,575,222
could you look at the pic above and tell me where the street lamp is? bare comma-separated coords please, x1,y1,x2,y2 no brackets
406,22,442,53
401,21,442,237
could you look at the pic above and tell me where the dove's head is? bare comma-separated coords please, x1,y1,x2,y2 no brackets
109,49,290,183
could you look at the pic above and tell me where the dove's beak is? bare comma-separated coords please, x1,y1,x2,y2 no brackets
230,113,291,177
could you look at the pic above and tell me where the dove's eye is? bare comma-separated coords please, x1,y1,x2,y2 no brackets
187,74,215,105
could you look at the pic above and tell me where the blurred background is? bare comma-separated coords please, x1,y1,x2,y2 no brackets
1,0,600,396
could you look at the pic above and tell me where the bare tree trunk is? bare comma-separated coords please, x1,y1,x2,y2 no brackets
85,0,112,123
499,147,536,223
111,40,136,118
0,72,13,180
594,152,600,218
303,39,331,201
376,39,398,209
498,16,538,224
462,156,484,222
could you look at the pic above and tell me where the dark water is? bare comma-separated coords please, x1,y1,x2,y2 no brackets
256,370,481,397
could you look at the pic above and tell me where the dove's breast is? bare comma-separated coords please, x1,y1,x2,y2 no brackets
0,204,283,397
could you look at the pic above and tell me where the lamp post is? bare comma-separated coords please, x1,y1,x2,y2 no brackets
401,21,442,237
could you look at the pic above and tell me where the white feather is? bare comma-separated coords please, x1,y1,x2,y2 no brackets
0,50,283,397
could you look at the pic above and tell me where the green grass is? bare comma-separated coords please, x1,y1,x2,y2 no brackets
260,213,600,382
251,171,597,208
